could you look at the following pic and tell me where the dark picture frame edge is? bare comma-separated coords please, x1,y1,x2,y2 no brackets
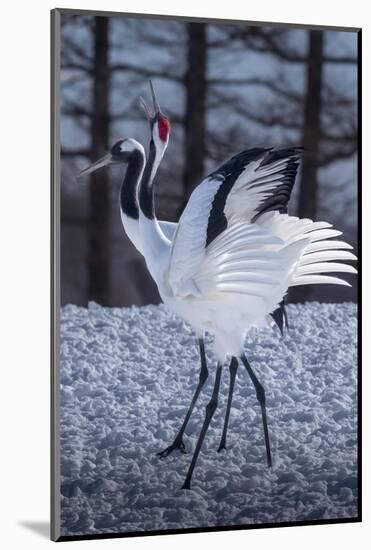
51,7,61,543
56,516,360,543
53,6,361,33
356,24,362,532
50,8,362,542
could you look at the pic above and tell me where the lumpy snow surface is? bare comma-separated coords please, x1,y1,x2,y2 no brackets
59,302,358,536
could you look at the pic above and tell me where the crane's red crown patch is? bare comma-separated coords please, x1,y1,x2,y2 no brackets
158,116,171,141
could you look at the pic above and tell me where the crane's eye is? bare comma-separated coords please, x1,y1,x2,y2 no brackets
158,117,171,142
110,139,125,155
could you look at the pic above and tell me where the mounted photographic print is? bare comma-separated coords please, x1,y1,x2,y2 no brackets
51,8,361,542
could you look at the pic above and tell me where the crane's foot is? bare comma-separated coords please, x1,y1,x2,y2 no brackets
157,437,187,458
181,476,192,490
181,472,192,491
217,442,227,453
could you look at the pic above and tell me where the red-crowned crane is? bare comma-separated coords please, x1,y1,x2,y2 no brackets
80,82,210,457
80,85,357,490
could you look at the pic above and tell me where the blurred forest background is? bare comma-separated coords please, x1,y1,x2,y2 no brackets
60,13,358,307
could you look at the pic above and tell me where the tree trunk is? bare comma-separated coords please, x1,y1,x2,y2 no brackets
298,30,324,220
181,23,207,212
88,16,110,304
291,30,324,304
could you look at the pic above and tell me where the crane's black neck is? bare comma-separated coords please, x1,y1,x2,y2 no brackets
139,139,156,220
120,149,145,220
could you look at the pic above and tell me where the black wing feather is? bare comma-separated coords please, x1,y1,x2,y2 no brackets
205,146,303,248
270,299,289,336
252,148,303,221
206,148,269,247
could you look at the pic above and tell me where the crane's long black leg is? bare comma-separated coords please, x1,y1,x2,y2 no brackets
157,338,208,458
217,357,238,452
240,354,272,468
182,363,223,490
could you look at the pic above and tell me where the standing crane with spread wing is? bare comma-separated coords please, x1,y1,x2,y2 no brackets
80,82,357,490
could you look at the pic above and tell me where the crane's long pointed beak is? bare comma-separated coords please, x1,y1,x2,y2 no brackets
149,79,161,113
139,95,153,119
138,80,162,122
78,154,111,178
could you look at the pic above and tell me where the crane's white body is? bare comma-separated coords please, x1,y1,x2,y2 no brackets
139,210,355,361
111,138,356,364
135,149,357,362
120,210,176,255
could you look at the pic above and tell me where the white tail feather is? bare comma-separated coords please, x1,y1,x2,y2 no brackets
218,286,268,299
256,211,357,289
216,272,279,285
304,240,353,253
300,250,357,265
296,262,357,276
305,229,343,242
291,275,351,287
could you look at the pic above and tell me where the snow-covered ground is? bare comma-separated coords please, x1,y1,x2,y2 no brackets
59,302,358,536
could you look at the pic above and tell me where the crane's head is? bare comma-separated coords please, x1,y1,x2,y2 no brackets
78,138,145,177
139,80,171,146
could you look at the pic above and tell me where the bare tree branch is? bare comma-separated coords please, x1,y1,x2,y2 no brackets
62,36,92,65
62,102,92,118
231,27,356,65
110,62,182,82
210,89,303,130
209,76,302,102
61,148,91,157
61,60,92,75
319,144,357,166
320,128,357,143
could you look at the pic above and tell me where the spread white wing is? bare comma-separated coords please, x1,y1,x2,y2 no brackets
158,220,178,242
167,148,303,297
